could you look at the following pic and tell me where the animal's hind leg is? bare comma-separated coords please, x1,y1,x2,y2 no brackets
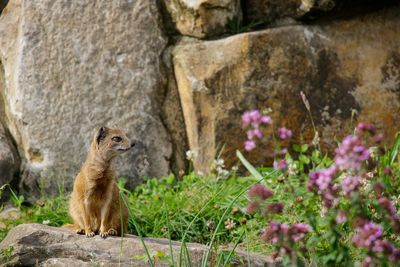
69,199,85,234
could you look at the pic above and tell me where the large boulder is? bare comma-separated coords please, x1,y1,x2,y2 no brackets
0,0,173,197
172,7,400,173
161,0,241,38
0,224,276,266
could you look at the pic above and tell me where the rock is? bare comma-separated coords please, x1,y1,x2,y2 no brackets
0,224,277,266
0,208,21,221
0,0,172,197
172,7,400,173
162,0,241,38
0,122,19,189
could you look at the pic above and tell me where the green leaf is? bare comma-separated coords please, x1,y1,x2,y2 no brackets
300,155,310,164
236,150,263,180
301,144,309,153
293,144,302,153
166,175,175,185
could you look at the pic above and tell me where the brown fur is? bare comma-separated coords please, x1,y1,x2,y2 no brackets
65,127,134,238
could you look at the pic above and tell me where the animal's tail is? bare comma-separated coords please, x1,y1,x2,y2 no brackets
62,223,80,231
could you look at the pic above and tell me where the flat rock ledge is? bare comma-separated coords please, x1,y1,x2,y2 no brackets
0,224,277,266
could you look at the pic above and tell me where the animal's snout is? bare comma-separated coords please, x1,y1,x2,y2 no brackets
130,142,135,148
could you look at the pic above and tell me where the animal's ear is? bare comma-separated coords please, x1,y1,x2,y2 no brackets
96,127,108,145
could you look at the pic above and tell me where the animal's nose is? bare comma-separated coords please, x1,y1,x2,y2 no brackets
130,142,135,148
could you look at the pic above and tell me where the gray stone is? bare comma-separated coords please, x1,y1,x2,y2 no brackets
0,207,21,221
173,7,400,173
0,0,172,198
0,223,277,266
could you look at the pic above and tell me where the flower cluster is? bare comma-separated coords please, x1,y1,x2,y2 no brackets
273,159,288,170
308,166,339,208
242,110,272,151
248,184,273,200
352,221,400,263
261,221,312,255
277,127,292,140
352,222,383,249
334,135,370,171
186,150,198,161
214,158,230,180
341,175,362,198
246,184,284,216
378,197,400,232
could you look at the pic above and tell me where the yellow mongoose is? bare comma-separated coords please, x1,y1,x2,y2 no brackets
65,127,134,238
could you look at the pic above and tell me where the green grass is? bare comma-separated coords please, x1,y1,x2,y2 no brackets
3,140,398,266
0,169,319,256
0,173,274,253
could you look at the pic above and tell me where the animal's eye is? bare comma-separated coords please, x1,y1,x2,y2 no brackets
112,136,122,142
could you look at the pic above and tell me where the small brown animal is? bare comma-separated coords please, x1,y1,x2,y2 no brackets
64,127,134,238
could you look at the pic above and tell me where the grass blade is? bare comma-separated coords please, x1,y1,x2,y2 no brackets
178,186,226,267
222,230,245,267
121,193,155,267
165,208,175,266
201,151,277,266
245,226,251,267
389,132,400,165
201,175,275,266
236,150,263,180
183,241,193,267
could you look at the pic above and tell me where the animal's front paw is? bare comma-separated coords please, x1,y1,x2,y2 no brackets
85,230,95,237
108,228,118,236
76,228,85,235
100,230,108,239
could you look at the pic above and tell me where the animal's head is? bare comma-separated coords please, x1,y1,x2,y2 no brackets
93,127,135,160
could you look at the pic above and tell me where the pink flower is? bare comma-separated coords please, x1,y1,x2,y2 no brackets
246,201,260,213
378,197,397,218
242,110,271,128
341,176,362,198
290,223,312,242
352,222,383,248
266,203,284,214
244,140,256,151
362,256,373,267
248,184,273,200
247,128,263,139
335,210,347,224
277,127,293,140
242,110,272,152
335,135,370,171
308,166,339,208
261,221,312,256
261,116,272,124
356,122,375,135
273,159,288,170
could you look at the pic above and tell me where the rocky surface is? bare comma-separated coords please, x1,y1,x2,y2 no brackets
0,122,19,188
162,0,241,38
0,0,173,197
0,0,399,196
0,224,276,266
173,7,400,172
